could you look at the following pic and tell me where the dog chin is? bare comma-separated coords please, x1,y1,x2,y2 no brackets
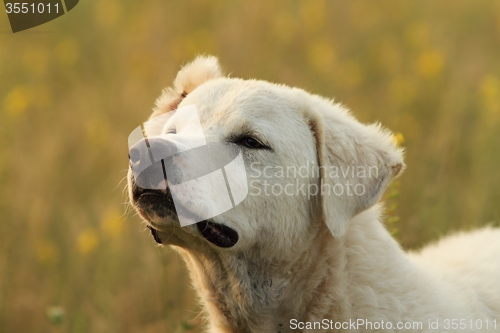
132,187,240,248
145,211,177,227
135,204,177,227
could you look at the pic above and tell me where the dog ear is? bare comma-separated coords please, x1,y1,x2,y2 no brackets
150,55,223,119
305,97,404,238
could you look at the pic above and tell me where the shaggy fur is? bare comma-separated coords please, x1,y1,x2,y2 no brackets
127,56,500,332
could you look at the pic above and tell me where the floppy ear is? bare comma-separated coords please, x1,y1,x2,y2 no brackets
150,55,223,119
305,98,404,238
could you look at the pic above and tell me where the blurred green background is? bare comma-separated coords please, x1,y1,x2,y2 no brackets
1,0,500,332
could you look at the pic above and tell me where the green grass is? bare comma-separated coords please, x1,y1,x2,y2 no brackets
1,0,500,332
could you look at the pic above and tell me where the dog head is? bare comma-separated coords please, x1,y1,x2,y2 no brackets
127,56,404,260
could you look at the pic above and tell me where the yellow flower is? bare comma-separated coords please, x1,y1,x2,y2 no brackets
479,75,500,124
3,86,32,117
392,132,405,147
101,209,124,239
415,49,444,79
480,75,500,101
77,228,99,254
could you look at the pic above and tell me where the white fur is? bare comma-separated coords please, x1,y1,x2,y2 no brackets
151,56,223,119
128,56,500,332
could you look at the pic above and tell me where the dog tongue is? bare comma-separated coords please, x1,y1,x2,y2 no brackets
196,220,239,248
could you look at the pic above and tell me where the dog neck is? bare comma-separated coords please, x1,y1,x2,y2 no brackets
174,205,465,333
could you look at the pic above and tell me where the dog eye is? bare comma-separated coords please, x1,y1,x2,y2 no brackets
237,137,267,149
166,128,176,135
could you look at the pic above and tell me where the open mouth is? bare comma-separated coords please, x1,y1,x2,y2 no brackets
136,189,239,248
146,219,239,248
147,226,163,244
196,220,239,248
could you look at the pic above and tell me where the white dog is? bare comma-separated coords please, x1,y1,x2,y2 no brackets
127,56,500,332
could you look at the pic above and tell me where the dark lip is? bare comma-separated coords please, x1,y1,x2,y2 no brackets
137,187,169,199
139,191,165,198
145,219,239,248
134,187,239,248
147,225,163,244
135,187,177,219
196,220,239,248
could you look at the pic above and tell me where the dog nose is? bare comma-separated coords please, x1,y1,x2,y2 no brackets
128,139,152,171
129,137,178,189
129,146,142,164
129,137,177,166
